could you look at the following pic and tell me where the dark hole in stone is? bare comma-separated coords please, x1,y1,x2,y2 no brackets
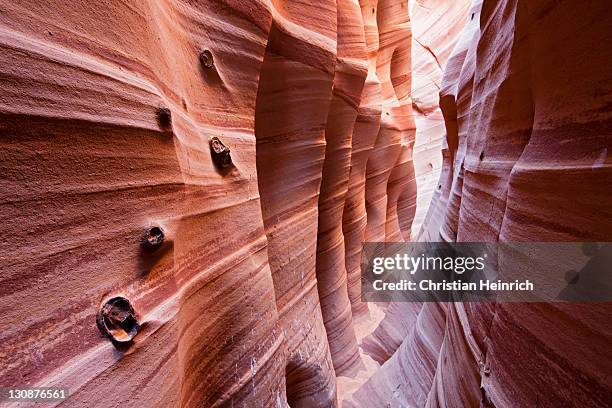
96,297,139,343
156,107,172,129
372,7,375,14
143,225,164,251
438,184,442,190
471,13,475,20
210,137,232,169
199,49,214,69
479,150,485,161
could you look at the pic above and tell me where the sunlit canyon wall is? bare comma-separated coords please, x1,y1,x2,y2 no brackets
350,0,612,407
1,0,611,407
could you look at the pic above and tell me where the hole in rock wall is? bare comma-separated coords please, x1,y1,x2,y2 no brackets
143,225,165,251
199,49,214,69
155,107,172,129
96,297,139,344
210,137,232,169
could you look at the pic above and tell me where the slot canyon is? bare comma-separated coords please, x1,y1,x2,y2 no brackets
0,0,611,407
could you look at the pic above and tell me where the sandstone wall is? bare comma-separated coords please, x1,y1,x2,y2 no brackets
0,0,418,406
1,1,285,407
356,0,471,368
1,0,611,407
352,0,612,407
409,0,470,236
254,1,338,405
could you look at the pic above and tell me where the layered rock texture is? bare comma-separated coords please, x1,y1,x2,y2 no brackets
1,1,611,408
351,1,612,408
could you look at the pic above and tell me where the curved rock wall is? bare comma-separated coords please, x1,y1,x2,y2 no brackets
1,1,287,407
353,0,612,407
342,0,384,320
362,0,408,246
0,0,418,406
356,0,471,368
315,0,368,379
254,1,338,406
410,0,470,237
2,0,611,407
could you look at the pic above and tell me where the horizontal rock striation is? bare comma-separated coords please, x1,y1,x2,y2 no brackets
0,0,418,406
254,0,338,406
1,1,286,407
315,0,368,379
353,0,612,407
356,0,471,369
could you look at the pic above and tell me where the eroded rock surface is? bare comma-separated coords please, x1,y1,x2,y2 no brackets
1,0,611,407
353,0,612,407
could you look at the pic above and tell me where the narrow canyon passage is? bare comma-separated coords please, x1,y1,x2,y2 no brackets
0,0,611,407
